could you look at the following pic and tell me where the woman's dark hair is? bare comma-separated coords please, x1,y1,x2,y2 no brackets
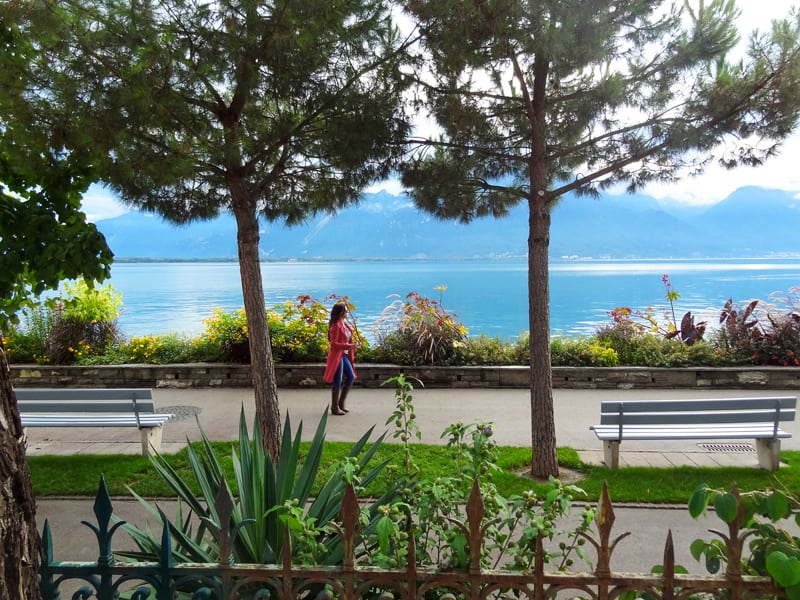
329,303,347,329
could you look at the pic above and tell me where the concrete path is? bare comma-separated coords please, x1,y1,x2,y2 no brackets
26,386,800,467
27,385,800,574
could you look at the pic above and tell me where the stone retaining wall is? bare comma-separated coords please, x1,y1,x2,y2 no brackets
10,363,800,389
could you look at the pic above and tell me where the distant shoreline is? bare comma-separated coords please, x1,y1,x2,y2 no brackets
112,254,800,264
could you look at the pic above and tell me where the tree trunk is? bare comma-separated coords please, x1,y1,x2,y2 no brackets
0,341,41,599
526,50,558,479
230,180,282,460
527,195,559,479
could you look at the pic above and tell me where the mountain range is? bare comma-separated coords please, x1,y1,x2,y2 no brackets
95,186,800,260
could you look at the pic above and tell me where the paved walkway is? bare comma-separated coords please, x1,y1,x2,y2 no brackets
25,385,800,467
28,385,800,575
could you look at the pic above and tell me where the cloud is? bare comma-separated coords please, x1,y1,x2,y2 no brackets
641,135,800,206
81,184,128,222
365,179,405,196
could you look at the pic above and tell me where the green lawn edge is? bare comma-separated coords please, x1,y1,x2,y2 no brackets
29,445,800,505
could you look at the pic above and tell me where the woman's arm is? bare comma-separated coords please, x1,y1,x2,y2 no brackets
328,322,354,350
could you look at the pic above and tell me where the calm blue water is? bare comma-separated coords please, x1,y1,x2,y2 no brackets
108,258,800,341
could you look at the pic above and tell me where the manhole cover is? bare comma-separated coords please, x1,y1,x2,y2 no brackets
157,405,201,422
698,442,755,453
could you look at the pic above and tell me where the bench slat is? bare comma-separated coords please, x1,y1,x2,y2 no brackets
591,423,791,441
600,396,796,414
21,414,172,427
15,388,152,402
600,409,795,426
18,399,157,413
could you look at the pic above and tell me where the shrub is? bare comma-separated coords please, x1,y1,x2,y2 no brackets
46,281,123,364
710,292,800,366
750,289,800,366
459,334,517,365
368,332,424,365
3,302,59,363
710,298,762,363
195,296,369,364
550,336,619,367
112,334,199,364
374,289,468,365
122,335,164,364
195,307,249,362
508,332,531,364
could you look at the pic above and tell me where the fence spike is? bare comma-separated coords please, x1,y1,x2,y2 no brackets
341,483,359,571
595,481,616,577
214,480,235,565
662,530,675,600
82,475,126,568
42,519,54,564
466,479,485,574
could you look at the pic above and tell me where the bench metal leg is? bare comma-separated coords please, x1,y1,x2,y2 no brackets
603,441,620,469
140,426,163,456
756,438,781,471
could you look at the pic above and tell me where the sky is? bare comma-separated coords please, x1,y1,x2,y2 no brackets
80,0,800,222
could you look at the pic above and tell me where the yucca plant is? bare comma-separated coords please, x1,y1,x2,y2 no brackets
119,408,396,565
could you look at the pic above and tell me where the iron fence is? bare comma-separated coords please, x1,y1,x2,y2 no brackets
39,479,784,599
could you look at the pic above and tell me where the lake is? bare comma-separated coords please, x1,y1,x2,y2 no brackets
107,258,800,341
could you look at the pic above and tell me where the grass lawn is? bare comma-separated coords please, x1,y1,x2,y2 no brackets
28,444,800,505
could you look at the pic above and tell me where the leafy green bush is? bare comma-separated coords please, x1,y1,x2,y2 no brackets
594,324,728,368
195,306,249,362
458,334,517,365
368,331,421,365
4,282,123,364
454,333,532,366
3,302,59,362
46,281,123,364
550,336,619,367
120,334,200,364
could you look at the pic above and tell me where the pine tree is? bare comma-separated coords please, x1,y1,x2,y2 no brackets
5,0,412,458
400,0,800,477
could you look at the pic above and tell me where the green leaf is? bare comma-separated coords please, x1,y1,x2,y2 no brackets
376,516,394,554
690,539,708,562
714,493,739,523
787,583,800,600
706,555,721,574
450,533,468,567
767,551,800,588
688,485,709,518
767,491,790,520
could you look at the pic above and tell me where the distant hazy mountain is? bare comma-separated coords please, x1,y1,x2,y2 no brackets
95,186,800,260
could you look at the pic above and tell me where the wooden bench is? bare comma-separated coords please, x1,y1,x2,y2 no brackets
590,396,797,471
16,388,173,456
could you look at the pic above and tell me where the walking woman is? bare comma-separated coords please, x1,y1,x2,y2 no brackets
323,302,357,415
